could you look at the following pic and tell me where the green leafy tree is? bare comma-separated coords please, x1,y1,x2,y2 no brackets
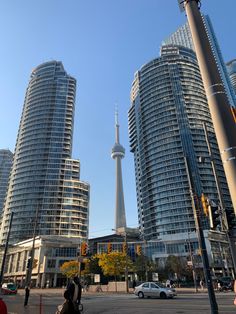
89,256,103,274
60,260,80,279
134,255,157,281
96,252,133,291
165,255,185,283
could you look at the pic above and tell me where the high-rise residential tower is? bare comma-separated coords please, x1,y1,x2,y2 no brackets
0,149,13,214
111,112,127,231
163,15,236,108
226,59,236,97
0,61,89,245
128,45,233,242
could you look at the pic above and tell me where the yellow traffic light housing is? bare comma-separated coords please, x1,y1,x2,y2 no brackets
201,193,209,216
80,242,88,256
107,242,112,254
136,244,142,255
122,242,127,254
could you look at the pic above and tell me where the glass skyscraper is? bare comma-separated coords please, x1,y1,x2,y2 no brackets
0,149,13,214
0,61,89,245
128,45,233,241
226,59,236,97
163,15,236,108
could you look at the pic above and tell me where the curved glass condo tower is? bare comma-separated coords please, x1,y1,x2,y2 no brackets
0,61,89,244
129,45,233,241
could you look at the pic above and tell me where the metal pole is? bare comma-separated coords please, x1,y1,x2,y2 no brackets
187,234,198,292
124,232,129,293
0,212,14,285
184,156,218,314
24,205,39,306
144,239,148,281
182,0,236,213
203,122,236,276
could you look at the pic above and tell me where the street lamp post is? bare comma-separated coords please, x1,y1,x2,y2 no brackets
124,232,129,293
112,229,129,293
184,156,218,313
186,234,198,293
24,205,39,306
0,212,14,285
203,122,236,276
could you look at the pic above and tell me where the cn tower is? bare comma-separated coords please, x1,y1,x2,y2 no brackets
111,111,127,231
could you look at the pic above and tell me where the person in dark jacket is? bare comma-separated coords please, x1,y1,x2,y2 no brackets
56,290,76,314
67,276,82,312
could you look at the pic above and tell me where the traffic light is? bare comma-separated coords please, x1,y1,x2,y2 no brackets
136,244,142,256
122,242,127,254
201,193,209,216
80,242,88,256
26,257,32,269
209,203,221,230
107,242,112,254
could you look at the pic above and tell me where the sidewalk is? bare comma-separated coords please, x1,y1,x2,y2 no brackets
15,287,206,295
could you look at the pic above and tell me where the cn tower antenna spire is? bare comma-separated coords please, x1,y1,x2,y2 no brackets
111,109,127,231
115,107,120,144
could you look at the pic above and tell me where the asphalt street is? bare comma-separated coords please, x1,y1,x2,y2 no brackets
2,289,236,314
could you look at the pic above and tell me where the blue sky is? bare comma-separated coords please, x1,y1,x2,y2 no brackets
0,0,236,238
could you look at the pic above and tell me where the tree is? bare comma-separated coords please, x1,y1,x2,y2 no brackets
96,252,133,291
165,255,185,283
96,252,133,278
60,260,80,279
134,255,157,281
89,256,103,275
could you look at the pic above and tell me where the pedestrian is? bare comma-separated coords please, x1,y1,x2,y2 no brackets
166,279,170,288
24,286,30,307
132,279,137,291
56,290,76,314
67,276,82,312
0,297,7,314
200,279,204,291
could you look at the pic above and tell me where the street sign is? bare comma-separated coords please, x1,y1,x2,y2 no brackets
94,274,100,283
152,272,159,281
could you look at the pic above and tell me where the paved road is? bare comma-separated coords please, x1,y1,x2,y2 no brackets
3,289,236,314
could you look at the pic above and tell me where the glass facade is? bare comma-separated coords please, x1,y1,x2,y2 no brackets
0,61,89,245
128,45,233,241
0,149,13,214
163,15,236,108
226,59,236,98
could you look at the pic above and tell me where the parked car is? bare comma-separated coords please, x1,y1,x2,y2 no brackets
134,282,177,299
1,283,17,295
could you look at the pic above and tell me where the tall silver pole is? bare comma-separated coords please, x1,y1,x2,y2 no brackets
187,233,198,293
0,212,14,285
203,122,236,276
184,156,218,314
181,0,236,213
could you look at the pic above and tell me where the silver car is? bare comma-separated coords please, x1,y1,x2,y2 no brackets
134,282,177,299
